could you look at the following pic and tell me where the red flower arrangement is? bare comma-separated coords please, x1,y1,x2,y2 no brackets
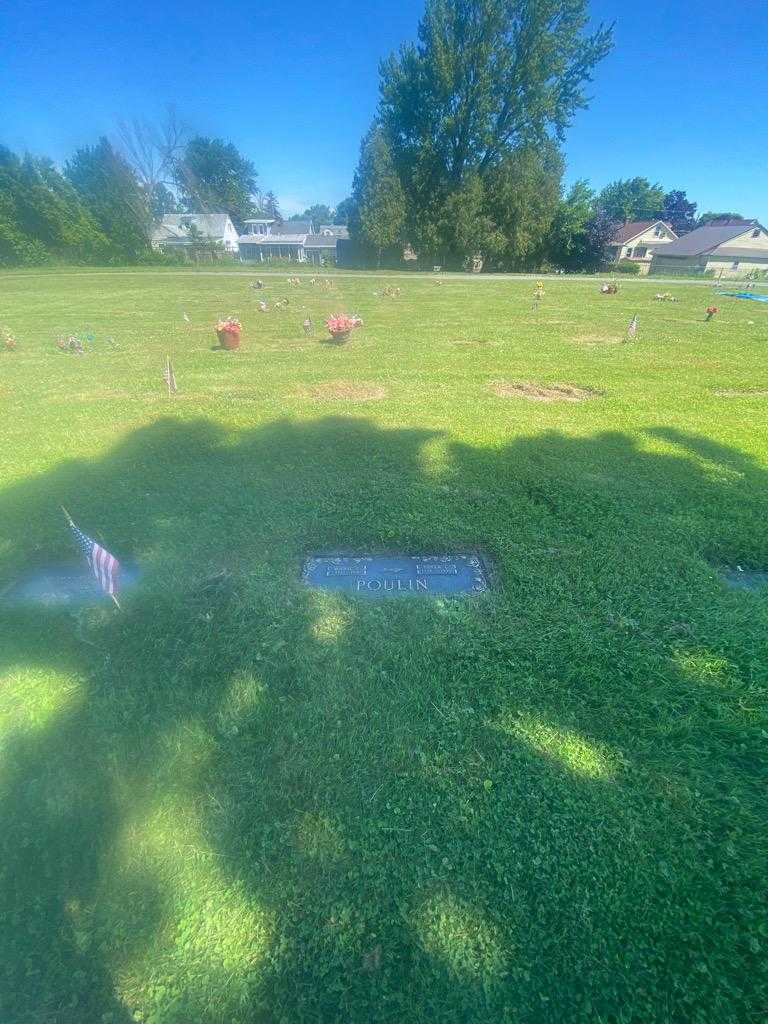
325,314,363,340
215,316,242,350
216,317,242,334
705,306,719,321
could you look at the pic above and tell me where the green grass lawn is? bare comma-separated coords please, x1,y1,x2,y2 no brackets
1,268,767,1024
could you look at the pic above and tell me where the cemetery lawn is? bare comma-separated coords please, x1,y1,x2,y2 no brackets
1,268,767,1024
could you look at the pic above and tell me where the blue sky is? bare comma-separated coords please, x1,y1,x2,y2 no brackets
1,0,765,221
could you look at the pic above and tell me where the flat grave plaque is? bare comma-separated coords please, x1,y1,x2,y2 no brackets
301,554,490,596
1,562,140,607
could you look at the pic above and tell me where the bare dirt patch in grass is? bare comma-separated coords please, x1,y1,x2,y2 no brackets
488,381,603,402
295,380,388,402
711,387,768,397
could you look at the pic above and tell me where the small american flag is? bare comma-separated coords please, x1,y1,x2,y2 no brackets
63,509,120,601
163,355,177,394
627,314,638,338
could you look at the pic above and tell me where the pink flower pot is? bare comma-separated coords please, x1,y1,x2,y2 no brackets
217,329,241,350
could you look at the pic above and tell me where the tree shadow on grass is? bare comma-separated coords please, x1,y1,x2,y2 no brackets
0,417,766,1023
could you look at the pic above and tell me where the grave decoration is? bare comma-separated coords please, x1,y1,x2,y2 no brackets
2,326,17,351
705,305,719,321
56,335,85,354
325,314,362,342
216,316,242,350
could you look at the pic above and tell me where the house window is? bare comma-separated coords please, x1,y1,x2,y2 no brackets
731,261,740,270
635,246,647,258
654,225,664,236
752,229,760,238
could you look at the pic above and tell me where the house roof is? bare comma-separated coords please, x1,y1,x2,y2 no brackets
611,220,674,245
152,222,186,242
159,213,232,238
238,234,307,245
706,247,768,260
655,223,764,257
304,234,338,248
318,225,350,239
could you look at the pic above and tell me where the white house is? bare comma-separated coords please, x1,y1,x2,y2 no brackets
607,220,677,273
650,219,768,277
151,214,240,254
237,220,349,264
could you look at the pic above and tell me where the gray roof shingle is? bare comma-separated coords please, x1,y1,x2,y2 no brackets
656,223,760,257
304,234,338,248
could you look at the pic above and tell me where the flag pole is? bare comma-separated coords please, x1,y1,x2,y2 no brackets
110,593,122,610
61,504,74,526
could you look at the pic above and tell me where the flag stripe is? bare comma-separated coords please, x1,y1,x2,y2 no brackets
68,519,119,598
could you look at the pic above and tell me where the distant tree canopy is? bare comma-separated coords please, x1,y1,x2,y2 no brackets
596,177,665,223
334,197,355,225
65,138,151,258
289,203,333,226
0,146,112,265
697,211,746,227
661,190,697,236
359,0,612,266
175,136,258,227
547,180,608,271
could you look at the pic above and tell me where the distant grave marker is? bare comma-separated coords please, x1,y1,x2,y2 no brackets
719,567,768,593
301,554,491,596
1,563,140,607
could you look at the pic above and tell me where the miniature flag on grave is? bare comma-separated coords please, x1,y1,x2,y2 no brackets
627,314,638,338
163,355,178,395
61,507,120,605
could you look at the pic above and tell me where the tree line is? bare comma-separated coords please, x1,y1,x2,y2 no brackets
345,0,742,270
0,0,747,269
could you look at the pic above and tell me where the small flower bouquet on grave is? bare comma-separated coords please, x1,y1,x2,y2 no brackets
705,305,719,321
325,314,362,341
216,316,242,350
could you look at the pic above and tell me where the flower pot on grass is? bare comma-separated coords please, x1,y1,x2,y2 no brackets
217,329,240,349
325,315,362,343
215,317,242,350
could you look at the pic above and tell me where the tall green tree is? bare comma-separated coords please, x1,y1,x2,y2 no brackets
65,138,150,258
175,137,258,227
350,126,407,265
548,179,601,269
596,177,665,223
289,204,333,226
0,146,110,265
484,140,563,268
375,0,612,258
662,190,696,236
